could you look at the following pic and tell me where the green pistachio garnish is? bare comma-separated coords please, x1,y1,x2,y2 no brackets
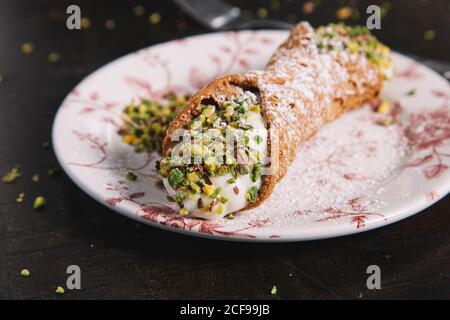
168,168,184,187
226,178,236,184
160,91,266,209
118,94,188,154
251,165,262,183
315,23,392,79
33,196,46,210
209,187,222,199
3,167,21,184
219,196,228,204
126,171,137,181
245,186,258,202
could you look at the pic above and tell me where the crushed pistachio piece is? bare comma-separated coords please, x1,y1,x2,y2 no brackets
406,89,417,96
424,30,436,41
149,12,161,25
377,116,394,127
219,196,228,204
126,171,137,181
202,184,215,197
133,5,145,16
336,7,352,20
179,208,189,216
3,167,21,184
209,187,221,199
47,52,60,63
21,42,34,54
55,286,65,295
257,7,268,19
118,95,187,154
227,178,236,184
225,213,235,220
33,196,46,210
271,285,278,295
16,193,26,203
20,269,30,277
80,17,91,29
245,186,258,202
42,142,51,149
48,168,61,177
377,101,391,114
104,19,116,30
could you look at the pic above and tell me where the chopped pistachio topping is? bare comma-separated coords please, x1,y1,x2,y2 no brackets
179,208,189,216
118,94,187,154
246,186,258,202
126,171,137,181
33,196,46,210
160,91,265,212
55,286,65,295
315,23,393,79
16,193,25,204
20,269,30,277
48,167,62,177
407,89,417,96
377,101,391,114
271,285,278,295
3,167,21,184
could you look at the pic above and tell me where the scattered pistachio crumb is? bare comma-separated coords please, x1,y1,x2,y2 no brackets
336,6,353,20
149,12,161,25
20,269,30,277
406,89,417,96
42,141,51,149
424,30,436,41
271,285,277,295
104,19,116,30
126,171,137,181
16,193,26,203
270,0,280,11
80,17,91,29
377,101,391,114
179,208,189,216
47,52,60,63
133,5,145,16
225,213,234,220
3,167,21,184
48,168,61,177
33,196,47,210
377,116,394,127
21,42,34,54
55,286,65,295
257,7,268,19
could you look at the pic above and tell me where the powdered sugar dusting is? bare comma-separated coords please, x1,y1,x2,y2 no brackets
249,22,380,181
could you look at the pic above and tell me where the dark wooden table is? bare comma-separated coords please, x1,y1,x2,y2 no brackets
1,0,449,300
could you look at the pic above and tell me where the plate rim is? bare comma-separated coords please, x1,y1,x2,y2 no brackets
52,30,450,242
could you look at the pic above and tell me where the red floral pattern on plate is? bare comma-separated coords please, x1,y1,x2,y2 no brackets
52,31,450,241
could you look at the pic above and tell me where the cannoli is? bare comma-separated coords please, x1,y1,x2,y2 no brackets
158,22,393,219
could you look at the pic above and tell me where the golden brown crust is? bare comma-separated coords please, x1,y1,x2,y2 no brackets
162,22,384,212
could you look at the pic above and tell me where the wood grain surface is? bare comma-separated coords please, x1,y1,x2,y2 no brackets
0,0,449,300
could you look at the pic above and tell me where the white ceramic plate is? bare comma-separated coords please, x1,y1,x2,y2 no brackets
53,31,450,242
